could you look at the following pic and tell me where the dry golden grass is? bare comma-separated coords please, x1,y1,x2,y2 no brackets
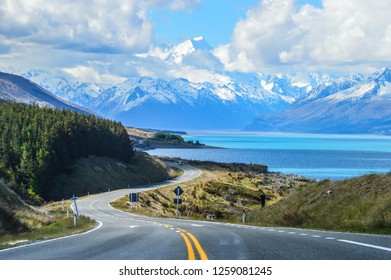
247,173,391,234
111,159,391,234
111,159,311,221
125,127,154,139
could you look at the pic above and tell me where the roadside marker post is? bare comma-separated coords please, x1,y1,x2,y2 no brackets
70,195,79,226
173,186,184,218
129,193,139,211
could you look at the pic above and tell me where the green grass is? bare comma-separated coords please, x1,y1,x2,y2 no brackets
0,213,96,249
0,181,97,249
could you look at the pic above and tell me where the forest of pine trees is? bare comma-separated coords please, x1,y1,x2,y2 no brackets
0,103,134,203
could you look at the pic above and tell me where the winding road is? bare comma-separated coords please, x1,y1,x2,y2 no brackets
0,164,390,260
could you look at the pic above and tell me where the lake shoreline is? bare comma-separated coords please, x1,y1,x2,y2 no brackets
147,132,391,181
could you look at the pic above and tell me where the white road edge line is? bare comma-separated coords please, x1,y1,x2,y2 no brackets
337,239,391,252
0,220,103,253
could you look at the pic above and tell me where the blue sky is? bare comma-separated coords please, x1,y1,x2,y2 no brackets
151,0,323,48
150,0,260,47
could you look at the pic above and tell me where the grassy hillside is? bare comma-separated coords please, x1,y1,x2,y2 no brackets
0,180,49,236
246,173,391,234
0,180,96,249
50,152,177,200
112,159,391,234
0,152,176,247
111,159,311,220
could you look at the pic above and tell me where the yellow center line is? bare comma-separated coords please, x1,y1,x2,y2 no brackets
179,233,195,260
185,232,209,260
176,228,208,260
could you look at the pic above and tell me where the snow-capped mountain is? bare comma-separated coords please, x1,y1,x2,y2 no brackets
21,69,108,109
92,76,293,130
247,67,391,135
166,36,212,64
165,36,224,70
0,71,91,114
6,37,380,132
1,34,316,130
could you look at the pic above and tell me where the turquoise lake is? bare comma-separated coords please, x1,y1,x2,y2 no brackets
147,133,391,180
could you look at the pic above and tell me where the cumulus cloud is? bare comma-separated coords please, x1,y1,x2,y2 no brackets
217,0,391,72
0,0,201,81
62,65,127,84
0,0,199,54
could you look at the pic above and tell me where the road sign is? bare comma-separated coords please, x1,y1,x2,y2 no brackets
129,193,139,211
174,186,184,218
173,186,184,196
174,198,183,205
130,193,139,202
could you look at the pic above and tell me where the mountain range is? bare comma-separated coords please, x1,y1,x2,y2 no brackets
1,37,390,135
0,71,91,114
247,68,391,135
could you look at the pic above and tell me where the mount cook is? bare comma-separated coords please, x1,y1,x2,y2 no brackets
1,37,390,134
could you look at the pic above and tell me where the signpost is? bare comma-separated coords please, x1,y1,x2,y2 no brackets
173,186,184,218
129,192,139,210
70,195,79,226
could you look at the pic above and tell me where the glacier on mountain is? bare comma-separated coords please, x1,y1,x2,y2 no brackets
2,37,389,134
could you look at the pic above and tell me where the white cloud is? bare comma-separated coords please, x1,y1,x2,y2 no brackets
63,65,126,84
0,0,201,81
0,0,199,54
216,0,391,72
0,1,146,53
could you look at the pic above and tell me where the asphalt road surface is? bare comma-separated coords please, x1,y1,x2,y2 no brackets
0,164,390,260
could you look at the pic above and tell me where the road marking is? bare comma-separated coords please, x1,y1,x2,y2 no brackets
180,233,195,260
325,237,336,240
128,225,140,229
186,232,208,260
278,230,285,233
288,232,296,234
300,233,308,236
312,235,321,238
337,239,391,252
191,224,204,227
176,228,208,260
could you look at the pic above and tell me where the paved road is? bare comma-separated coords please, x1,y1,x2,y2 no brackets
0,164,390,260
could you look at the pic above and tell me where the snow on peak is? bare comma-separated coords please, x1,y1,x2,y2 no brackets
190,36,211,51
193,36,204,41
167,36,212,64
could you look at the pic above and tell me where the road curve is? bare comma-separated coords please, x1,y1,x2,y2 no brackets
0,163,390,260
